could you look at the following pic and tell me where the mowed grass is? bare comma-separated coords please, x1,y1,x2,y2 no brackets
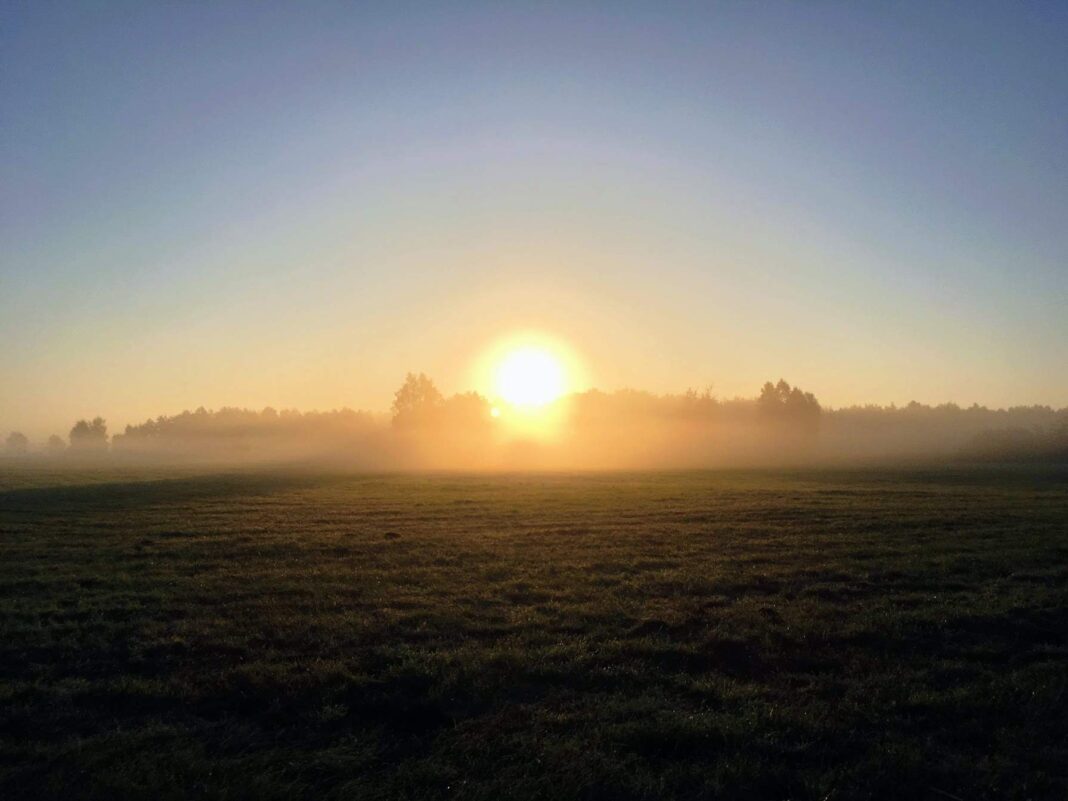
1,468,1066,800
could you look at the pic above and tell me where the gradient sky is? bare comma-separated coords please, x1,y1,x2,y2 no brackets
3,2,1067,438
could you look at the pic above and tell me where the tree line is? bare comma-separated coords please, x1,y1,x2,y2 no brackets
4,374,1067,464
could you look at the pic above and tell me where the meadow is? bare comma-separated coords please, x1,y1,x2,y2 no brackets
1,466,1065,800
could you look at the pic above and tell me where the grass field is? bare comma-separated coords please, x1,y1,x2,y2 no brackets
1,467,1066,800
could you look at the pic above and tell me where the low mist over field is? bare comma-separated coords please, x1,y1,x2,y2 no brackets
5,375,1067,470
3,3,1067,799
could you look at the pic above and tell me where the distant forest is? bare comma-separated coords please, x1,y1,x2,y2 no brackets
4,376,1067,468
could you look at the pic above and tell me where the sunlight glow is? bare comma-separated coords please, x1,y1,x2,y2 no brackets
495,347,566,407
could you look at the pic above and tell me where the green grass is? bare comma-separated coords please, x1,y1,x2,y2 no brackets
1,467,1066,800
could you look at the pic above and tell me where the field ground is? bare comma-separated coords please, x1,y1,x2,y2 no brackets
1,466,1066,800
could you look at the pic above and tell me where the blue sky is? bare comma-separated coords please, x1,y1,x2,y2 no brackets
2,2,1066,435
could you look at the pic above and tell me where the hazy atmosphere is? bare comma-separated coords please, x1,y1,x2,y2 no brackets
3,5,1066,801
3,2,1068,440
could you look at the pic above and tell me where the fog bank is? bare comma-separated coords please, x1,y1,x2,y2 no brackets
5,377,1067,470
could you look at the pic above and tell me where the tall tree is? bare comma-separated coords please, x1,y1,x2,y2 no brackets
391,373,444,429
70,417,108,450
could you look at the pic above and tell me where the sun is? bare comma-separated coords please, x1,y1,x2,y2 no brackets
495,346,566,407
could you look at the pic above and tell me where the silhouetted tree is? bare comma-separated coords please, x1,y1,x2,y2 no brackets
758,379,820,434
4,431,28,456
47,434,66,454
109,406,377,460
391,373,444,429
680,386,718,419
69,417,108,451
440,391,493,431
758,381,782,412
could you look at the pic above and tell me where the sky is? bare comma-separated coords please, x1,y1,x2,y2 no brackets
2,2,1067,438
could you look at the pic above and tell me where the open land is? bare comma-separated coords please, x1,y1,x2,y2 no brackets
1,467,1066,800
